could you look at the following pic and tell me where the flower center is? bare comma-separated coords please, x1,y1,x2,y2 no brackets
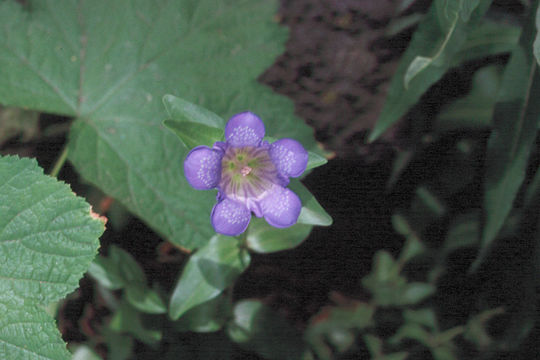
241,166,252,177
219,146,278,211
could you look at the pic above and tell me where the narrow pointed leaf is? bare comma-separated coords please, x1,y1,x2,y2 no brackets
289,179,332,226
369,0,492,141
169,235,250,320
452,20,520,65
473,1,540,270
163,94,225,128
163,119,224,149
306,150,328,171
533,4,540,65
246,218,312,253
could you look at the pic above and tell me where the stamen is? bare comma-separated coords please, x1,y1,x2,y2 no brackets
241,166,252,177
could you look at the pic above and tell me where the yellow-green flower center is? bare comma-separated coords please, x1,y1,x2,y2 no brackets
219,146,278,208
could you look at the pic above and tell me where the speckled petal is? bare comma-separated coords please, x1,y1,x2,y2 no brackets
260,185,302,228
225,112,265,147
184,146,223,190
269,138,308,178
211,198,252,236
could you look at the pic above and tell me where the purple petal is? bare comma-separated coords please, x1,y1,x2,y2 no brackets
184,146,223,190
269,138,308,178
225,112,265,147
260,185,302,228
211,198,251,236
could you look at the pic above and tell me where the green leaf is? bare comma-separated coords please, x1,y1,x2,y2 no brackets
404,308,438,331
227,300,306,360
431,347,457,360
102,327,134,360
403,282,436,304
442,212,480,256
463,307,504,348
305,150,328,171
0,0,318,251
87,256,124,290
109,301,161,345
363,334,382,357
404,56,439,89
108,245,147,285
0,155,104,360
71,346,102,360
289,179,332,226
163,94,225,128
246,218,312,253
125,283,166,314
534,4,540,65
435,65,502,133
169,235,250,320
458,0,481,22
369,0,492,141
369,250,400,283
173,293,231,333
162,94,225,148
89,245,166,314
307,303,375,359
452,20,520,65
164,119,224,149
473,0,540,270
389,323,431,347
399,235,426,264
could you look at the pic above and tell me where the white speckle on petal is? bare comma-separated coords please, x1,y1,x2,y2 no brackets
262,187,291,218
271,144,296,175
228,125,258,146
197,152,221,188
220,200,248,225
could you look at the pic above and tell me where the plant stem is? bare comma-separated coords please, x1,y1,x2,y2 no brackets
49,146,69,178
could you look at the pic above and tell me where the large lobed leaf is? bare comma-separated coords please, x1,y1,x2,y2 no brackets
0,155,104,359
0,0,318,250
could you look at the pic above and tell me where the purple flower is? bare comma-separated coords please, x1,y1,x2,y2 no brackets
184,112,309,236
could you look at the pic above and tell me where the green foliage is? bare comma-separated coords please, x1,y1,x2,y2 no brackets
162,94,225,148
368,0,518,141
0,155,104,359
435,65,502,133
89,245,166,314
246,218,312,253
169,235,250,320
0,0,318,251
473,0,540,269
227,300,306,360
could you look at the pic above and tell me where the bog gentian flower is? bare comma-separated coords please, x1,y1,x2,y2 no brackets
184,112,308,236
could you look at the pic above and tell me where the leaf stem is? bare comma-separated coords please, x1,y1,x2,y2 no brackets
49,145,69,178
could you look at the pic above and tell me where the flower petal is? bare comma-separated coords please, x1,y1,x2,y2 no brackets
260,185,302,228
269,138,309,178
211,198,251,236
184,146,223,190
225,112,265,147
